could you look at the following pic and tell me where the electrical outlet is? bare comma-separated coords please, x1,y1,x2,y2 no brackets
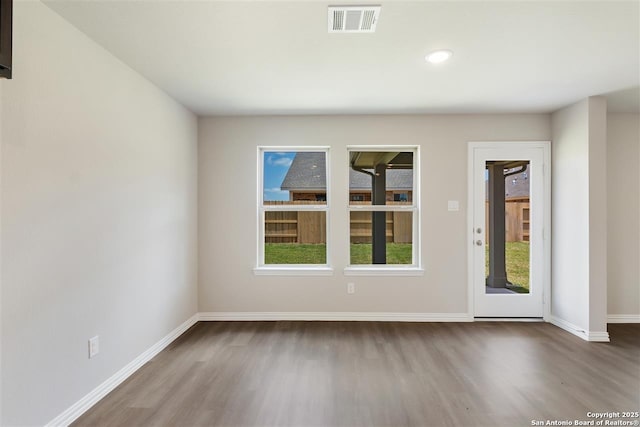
347,282,355,294
88,336,99,359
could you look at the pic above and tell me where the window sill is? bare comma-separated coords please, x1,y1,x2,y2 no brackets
253,266,334,276
343,266,425,277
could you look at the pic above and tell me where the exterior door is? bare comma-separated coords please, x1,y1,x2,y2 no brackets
469,142,550,318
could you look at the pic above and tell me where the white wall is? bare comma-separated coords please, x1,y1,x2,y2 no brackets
551,100,590,329
1,3,198,425
551,97,608,338
607,113,640,317
588,97,608,331
198,114,550,314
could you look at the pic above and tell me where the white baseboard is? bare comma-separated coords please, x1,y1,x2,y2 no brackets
549,315,610,342
607,314,640,323
585,331,611,341
474,317,544,322
198,311,473,322
46,314,199,427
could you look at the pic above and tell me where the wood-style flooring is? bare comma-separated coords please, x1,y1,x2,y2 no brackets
73,322,640,427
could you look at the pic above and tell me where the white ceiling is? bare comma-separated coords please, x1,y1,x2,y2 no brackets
44,0,640,116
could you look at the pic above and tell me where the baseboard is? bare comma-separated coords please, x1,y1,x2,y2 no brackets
474,317,544,322
549,315,610,342
46,314,199,427
198,312,472,322
607,314,640,323
585,331,611,341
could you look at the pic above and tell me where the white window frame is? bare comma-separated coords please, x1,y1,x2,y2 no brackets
344,145,423,276
254,146,333,276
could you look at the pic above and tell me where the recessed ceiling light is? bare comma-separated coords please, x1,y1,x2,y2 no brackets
425,50,453,64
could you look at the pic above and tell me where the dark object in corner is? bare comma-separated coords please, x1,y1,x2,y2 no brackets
0,0,12,79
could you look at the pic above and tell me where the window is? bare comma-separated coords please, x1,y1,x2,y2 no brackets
256,147,331,274
346,146,421,274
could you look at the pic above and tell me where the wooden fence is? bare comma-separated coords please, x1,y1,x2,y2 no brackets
264,211,327,244
485,198,530,243
348,211,412,244
264,199,529,244
264,201,412,244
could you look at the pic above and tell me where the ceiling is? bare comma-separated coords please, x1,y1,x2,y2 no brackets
44,0,640,116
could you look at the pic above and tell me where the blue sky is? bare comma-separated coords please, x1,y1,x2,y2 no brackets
263,152,295,201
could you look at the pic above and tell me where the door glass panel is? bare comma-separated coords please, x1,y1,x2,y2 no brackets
484,161,530,294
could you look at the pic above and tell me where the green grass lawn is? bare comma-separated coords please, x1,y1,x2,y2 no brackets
264,243,412,265
350,243,412,264
486,241,530,293
264,244,326,264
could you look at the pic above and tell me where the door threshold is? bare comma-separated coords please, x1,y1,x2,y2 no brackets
474,317,544,322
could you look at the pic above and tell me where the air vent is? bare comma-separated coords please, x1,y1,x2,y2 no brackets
328,6,381,33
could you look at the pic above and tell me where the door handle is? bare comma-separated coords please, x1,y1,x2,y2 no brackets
475,240,483,246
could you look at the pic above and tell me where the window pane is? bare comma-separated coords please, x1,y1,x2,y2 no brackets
348,151,413,206
263,151,327,205
264,211,326,264
349,211,413,265
484,161,530,294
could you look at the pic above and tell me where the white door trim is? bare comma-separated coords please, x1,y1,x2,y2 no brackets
467,141,551,321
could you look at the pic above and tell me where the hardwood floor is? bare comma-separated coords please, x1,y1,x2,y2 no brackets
73,322,640,427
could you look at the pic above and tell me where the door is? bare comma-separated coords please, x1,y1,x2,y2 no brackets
469,142,549,318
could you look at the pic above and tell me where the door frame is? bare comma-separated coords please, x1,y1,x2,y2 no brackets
467,141,551,321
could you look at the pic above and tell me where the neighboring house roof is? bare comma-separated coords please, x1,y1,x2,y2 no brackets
281,152,413,191
280,152,327,191
349,168,413,191
505,166,530,198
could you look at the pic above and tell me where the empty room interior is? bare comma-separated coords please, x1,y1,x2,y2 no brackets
1,1,639,426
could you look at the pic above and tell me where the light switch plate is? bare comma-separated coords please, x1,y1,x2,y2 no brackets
447,200,460,211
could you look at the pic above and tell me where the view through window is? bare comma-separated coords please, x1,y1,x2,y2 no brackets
348,149,418,266
260,149,329,266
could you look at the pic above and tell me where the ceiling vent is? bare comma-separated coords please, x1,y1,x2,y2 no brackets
328,6,381,33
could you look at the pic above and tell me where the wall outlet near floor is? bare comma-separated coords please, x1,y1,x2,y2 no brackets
88,336,99,358
347,282,355,294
